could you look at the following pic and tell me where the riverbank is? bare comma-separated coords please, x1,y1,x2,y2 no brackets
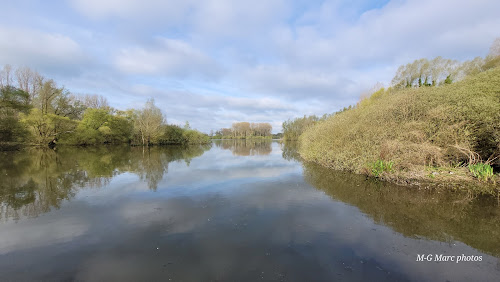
299,67,500,194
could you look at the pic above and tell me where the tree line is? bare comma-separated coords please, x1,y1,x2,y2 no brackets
391,38,500,88
212,122,272,139
0,65,210,147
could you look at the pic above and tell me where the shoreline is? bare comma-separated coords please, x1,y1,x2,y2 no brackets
300,155,499,195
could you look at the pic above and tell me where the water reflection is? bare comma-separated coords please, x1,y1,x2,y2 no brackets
280,141,301,162
0,142,499,281
303,161,500,257
213,139,272,156
0,145,210,221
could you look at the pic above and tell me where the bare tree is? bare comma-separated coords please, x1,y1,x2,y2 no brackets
0,64,13,88
81,94,110,109
487,37,500,59
15,66,42,99
134,98,165,145
360,82,384,100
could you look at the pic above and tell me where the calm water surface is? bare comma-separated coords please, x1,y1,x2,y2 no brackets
1,140,499,281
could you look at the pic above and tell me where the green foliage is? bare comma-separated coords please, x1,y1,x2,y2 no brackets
156,125,210,145
182,129,211,144
444,74,453,84
282,115,324,141
158,125,185,144
0,65,208,148
370,160,394,177
21,108,77,144
0,109,29,143
80,108,109,130
300,67,500,179
0,86,31,142
69,108,110,145
66,108,133,145
468,163,494,181
0,86,31,112
105,115,133,143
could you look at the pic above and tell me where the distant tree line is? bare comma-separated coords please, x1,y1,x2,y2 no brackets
391,38,500,88
0,65,210,148
213,122,272,139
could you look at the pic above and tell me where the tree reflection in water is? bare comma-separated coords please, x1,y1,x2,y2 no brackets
0,144,211,221
213,139,272,156
302,161,500,258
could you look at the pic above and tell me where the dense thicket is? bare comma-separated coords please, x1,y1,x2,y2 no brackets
299,41,500,185
300,67,500,177
0,65,209,147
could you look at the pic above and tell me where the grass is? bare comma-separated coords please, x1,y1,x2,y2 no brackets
299,67,500,192
371,160,394,177
468,163,494,181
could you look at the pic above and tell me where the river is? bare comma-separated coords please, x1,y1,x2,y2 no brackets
1,140,499,281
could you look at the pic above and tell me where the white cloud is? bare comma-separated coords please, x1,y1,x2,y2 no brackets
2,0,499,133
71,0,286,39
190,0,287,39
120,84,296,132
114,38,223,79
274,0,500,70
243,64,357,101
0,26,87,73
70,0,193,23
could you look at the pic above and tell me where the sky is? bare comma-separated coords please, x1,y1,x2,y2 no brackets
0,0,499,133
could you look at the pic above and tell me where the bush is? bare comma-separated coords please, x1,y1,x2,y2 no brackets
468,163,494,181
371,160,394,177
182,129,211,144
158,125,184,144
157,125,210,145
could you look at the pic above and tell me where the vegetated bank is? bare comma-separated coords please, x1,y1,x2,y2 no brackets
0,65,210,149
299,66,500,194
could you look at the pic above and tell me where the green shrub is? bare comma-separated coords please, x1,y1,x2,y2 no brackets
371,160,394,177
157,125,210,145
182,129,211,144
468,163,494,181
